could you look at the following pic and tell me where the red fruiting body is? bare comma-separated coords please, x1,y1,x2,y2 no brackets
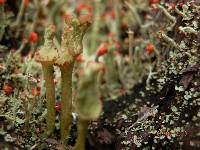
151,4,159,13
146,43,154,55
24,0,29,7
0,0,6,5
55,103,61,112
150,0,159,4
168,3,176,10
3,84,13,94
110,9,116,20
76,55,85,63
96,43,108,57
29,32,39,44
31,87,41,96
75,3,92,14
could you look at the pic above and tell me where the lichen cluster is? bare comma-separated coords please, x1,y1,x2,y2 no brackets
35,15,92,143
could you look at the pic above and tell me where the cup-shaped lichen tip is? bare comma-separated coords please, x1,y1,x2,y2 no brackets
35,24,58,64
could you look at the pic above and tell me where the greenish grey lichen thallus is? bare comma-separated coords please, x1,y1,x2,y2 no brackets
55,15,92,143
73,62,104,150
35,24,58,136
35,14,92,142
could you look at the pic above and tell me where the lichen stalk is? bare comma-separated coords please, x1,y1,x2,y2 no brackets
60,63,74,143
128,29,134,64
74,62,103,149
0,5,6,41
158,31,181,51
35,25,58,136
113,0,121,40
35,15,91,142
42,64,56,136
125,1,142,26
90,0,101,53
12,0,27,28
73,120,89,150
55,16,91,142
156,4,176,31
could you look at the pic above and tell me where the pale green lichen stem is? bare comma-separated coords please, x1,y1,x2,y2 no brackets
0,5,6,41
42,64,56,136
174,7,188,18
73,120,89,150
178,26,198,35
30,0,40,32
90,0,101,53
156,4,176,31
60,63,74,143
113,0,121,40
12,0,27,28
128,29,134,64
73,62,103,149
15,39,28,56
125,1,142,26
158,31,181,51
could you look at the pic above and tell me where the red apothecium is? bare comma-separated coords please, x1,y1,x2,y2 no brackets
3,84,13,94
29,32,39,44
75,3,92,14
24,0,29,7
146,43,154,55
149,0,160,4
0,0,6,5
76,55,85,63
32,87,41,96
96,43,108,57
